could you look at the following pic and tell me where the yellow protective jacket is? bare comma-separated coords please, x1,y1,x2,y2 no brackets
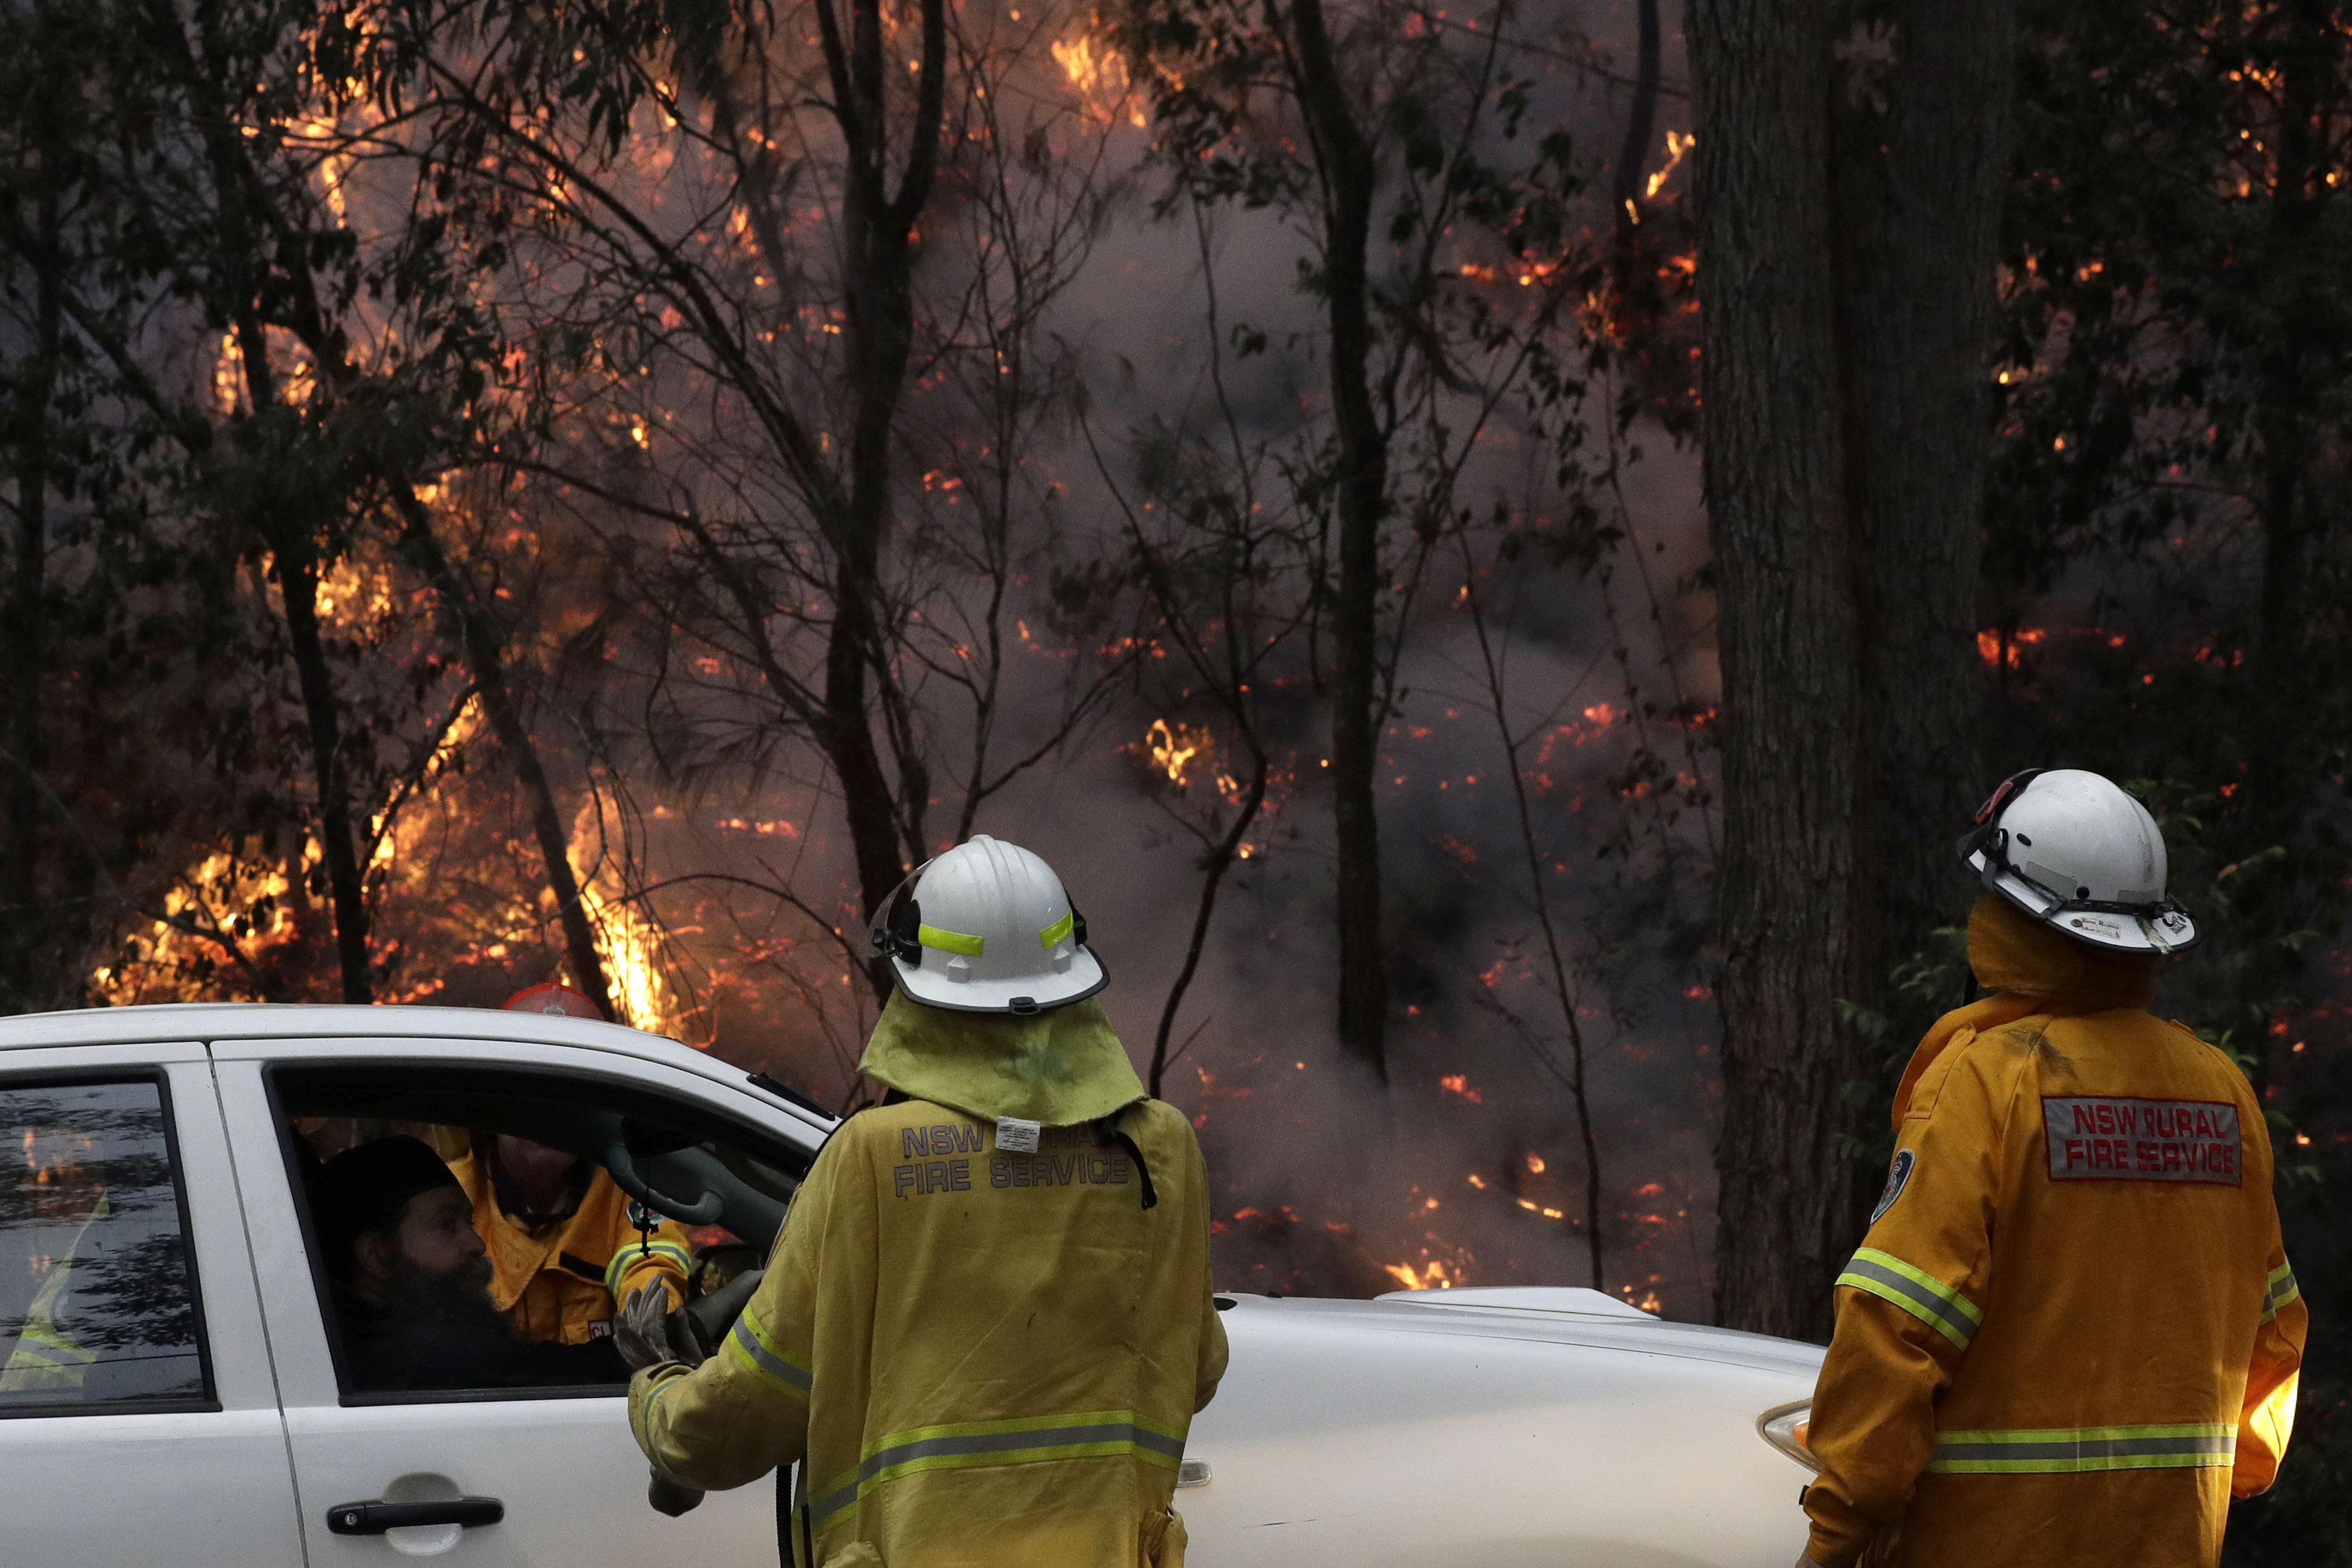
1803,897,2307,1568
447,1144,691,1345
629,1091,1227,1568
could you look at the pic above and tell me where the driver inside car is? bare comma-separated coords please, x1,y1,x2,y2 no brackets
317,1134,765,1395
317,1135,757,1393
456,984,696,1345
318,1135,638,1391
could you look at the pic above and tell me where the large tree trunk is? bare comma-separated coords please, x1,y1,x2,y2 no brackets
1289,0,1391,1078
1,182,59,1005
1696,0,2014,1338
269,533,376,1003
1691,0,1867,1341
811,0,947,998
1837,0,2014,1038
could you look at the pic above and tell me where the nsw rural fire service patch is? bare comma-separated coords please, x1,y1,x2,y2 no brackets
2042,1095,2241,1185
1870,1148,1916,1222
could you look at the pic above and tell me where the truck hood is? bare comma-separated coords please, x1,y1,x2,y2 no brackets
1221,1289,1827,1379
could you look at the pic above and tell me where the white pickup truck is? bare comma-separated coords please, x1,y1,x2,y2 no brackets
0,1003,1820,1565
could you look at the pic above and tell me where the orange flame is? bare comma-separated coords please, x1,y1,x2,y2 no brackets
1383,1259,1459,1290
1140,718,1214,787
1051,31,1147,128
1974,627,2048,668
1645,130,1694,199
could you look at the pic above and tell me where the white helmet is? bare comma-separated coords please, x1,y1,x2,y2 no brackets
868,835,1106,1013
1959,768,2199,954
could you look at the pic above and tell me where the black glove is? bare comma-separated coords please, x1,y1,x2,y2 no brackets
647,1475,705,1517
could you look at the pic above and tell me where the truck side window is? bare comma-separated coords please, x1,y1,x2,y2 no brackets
0,1078,208,1414
270,1065,803,1401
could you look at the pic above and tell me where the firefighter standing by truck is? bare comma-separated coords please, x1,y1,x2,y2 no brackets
626,835,1227,1567
1798,769,2307,1568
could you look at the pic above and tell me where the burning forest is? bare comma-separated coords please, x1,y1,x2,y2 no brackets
4,15,2352,1539
0,0,1726,1317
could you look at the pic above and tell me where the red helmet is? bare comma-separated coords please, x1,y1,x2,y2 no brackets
503,983,603,1019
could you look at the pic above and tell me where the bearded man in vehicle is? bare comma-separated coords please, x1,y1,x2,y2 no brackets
317,1135,642,1391
626,836,1228,1568
1798,770,2306,1568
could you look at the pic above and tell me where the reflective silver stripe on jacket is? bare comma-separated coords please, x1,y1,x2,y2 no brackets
726,1314,812,1393
812,1415,1184,1527
2262,1260,2299,1324
1835,1248,1983,1351
1927,1423,2236,1473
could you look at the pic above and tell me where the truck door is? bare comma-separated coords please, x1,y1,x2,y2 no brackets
210,1038,809,1565
0,1043,306,1567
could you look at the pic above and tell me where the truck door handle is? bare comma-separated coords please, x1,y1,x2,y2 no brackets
326,1497,505,1535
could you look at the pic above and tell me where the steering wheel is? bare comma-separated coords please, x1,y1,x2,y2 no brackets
604,1138,725,1226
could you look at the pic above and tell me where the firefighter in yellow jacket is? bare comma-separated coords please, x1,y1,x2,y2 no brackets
1800,769,2306,1568
628,836,1227,1567
448,984,694,1344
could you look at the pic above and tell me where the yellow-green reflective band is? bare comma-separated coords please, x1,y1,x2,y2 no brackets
16,1327,95,1366
919,924,984,957
1928,1423,2234,1473
1039,909,1075,949
812,1410,1186,1528
725,1312,812,1396
2263,1260,2300,1323
1837,1248,1983,1351
605,1241,694,1297
4,1344,91,1381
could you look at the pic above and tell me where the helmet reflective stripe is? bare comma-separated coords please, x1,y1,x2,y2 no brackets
918,924,984,957
875,836,1106,1013
1958,768,2199,954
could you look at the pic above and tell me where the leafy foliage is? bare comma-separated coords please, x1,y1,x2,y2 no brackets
1987,2,2352,1554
